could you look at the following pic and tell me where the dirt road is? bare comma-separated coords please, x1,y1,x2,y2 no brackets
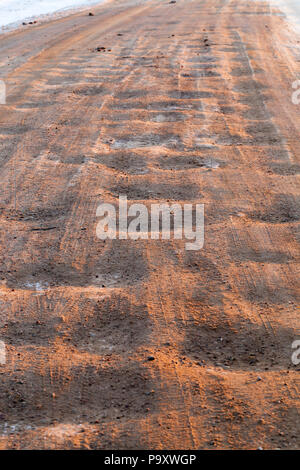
0,0,299,449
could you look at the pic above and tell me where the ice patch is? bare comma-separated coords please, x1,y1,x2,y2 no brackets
24,281,49,292
0,422,34,435
203,158,220,169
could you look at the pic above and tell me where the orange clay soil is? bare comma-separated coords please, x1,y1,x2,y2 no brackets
0,0,299,450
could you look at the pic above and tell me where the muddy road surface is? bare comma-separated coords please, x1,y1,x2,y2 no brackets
0,0,299,449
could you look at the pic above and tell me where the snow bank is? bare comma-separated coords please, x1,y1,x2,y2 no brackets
0,0,105,31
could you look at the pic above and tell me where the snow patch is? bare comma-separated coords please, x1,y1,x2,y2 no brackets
0,0,105,31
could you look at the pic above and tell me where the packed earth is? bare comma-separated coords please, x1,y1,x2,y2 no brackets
0,0,299,449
